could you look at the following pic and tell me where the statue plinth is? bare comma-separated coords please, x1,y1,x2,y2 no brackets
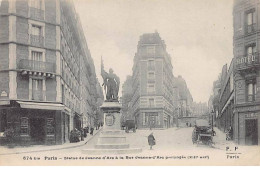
82,101,142,155
101,102,121,130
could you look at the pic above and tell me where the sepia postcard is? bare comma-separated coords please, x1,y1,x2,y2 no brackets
0,0,259,166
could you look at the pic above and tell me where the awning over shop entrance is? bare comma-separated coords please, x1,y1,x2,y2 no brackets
17,101,65,111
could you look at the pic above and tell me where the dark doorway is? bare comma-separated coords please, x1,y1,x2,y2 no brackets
245,119,258,145
30,118,45,144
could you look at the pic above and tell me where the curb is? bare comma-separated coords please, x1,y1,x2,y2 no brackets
0,128,103,155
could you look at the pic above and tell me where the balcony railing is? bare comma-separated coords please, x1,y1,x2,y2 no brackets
246,23,257,34
31,89,46,101
30,35,44,47
30,7,44,21
236,53,260,70
19,59,56,73
247,94,255,102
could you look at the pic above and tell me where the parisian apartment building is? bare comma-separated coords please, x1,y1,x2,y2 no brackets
127,32,195,129
216,60,235,133
233,0,260,145
208,0,260,146
0,0,102,145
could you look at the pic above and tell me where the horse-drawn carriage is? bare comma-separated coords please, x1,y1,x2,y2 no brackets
192,119,214,146
124,120,136,133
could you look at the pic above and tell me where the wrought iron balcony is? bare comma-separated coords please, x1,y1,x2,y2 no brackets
30,35,44,47
247,94,255,102
236,53,260,71
30,7,44,21
31,89,46,101
19,59,56,74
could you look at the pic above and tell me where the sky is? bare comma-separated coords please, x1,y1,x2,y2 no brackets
74,0,234,103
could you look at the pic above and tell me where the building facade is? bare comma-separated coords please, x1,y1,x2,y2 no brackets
0,0,100,145
216,61,235,132
233,0,260,145
130,32,176,129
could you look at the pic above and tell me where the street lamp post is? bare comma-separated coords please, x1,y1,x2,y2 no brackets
211,110,214,131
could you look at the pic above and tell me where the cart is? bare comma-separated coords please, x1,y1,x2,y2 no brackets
192,119,213,146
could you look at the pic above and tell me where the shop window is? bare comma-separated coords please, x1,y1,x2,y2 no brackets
20,117,29,136
46,118,55,135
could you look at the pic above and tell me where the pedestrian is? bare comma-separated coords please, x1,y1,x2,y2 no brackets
148,132,156,150
80,128,84,141
86,126,89,134
83,127,87,137
90,127,94,135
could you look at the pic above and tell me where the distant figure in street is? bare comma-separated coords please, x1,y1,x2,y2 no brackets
148,132,156,150
86,126,89,134
80,128,84,141
83,127,87,137
90,127,94,135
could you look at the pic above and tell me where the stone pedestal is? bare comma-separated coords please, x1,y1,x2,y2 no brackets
82,102,142,155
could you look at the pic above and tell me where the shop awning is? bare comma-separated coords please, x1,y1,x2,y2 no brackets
17,101,64,111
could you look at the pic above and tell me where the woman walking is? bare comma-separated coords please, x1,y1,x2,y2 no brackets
148,132,156,150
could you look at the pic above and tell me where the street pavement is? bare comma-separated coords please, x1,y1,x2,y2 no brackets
0,127,102,155
0,127,259,165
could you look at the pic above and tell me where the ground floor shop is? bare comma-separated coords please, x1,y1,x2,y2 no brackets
0,101,75,145
234,104,260,145
134,109,173,129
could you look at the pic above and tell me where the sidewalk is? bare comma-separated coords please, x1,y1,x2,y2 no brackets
212,127,237,150
0,127,102,155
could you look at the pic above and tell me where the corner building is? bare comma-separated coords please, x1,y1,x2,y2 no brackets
233,0,260,145
0,0,99,145
131,32,176,129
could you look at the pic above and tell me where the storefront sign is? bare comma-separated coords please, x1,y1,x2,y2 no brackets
245,112,258,118
236,54,257,65
235,105,260,112
105,114,115,126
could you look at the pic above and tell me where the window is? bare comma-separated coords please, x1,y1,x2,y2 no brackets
32,79,43,100
31,51,42,70
246,44,256,56
31,0,43,9
237,12,242,31
147,83,155,93
247,82,256,102
147,46,155,54
246,9,256,33
148,60,155,69
148,72,155,79
246,44,256,63
149,98,155,107
30,23,44,46
31,25,42,36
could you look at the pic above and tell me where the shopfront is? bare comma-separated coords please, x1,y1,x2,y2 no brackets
0,101,69,145
234,105,260,145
